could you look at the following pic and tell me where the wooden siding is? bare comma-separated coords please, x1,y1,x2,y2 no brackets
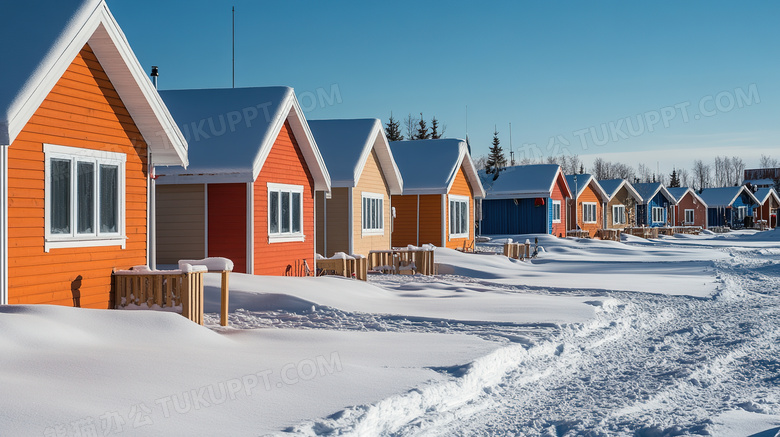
253,121,315,276
391,194,442,247
156,184,205,264
673,192,707,228
756,196,778,227
316,188,349,257
550,174,568,237
567,183,603,237
207,183,247,273
480,198,548,234
445,165,475,248
8,44,148,309
352,149,392,255
605,186,638,230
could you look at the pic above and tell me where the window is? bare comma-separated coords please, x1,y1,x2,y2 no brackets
449,195,469,238
735,206,747,221
44,144,125,251
582,202,597,223
652,206,664,223
361,192,384,235
552,200,561,223
684,209,695,224
613,205,626,225
268,183,304,242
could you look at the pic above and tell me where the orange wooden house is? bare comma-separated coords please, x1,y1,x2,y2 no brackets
564,174,609,237
155,87,330,276
308,119,403,257
389,139,485,249
0,0,189,308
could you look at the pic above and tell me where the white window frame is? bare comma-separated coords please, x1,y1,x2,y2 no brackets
552,200,561,223
612,205,626,225
448,194,470,239
44,144,126,252
361,192,384,236
267,182,305,243
582,202,597,224
652,206,664,223
684,209,695,224
735,206,747,221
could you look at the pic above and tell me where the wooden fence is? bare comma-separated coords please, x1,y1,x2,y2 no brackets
595,229,621,241
503,242,531,260
624,227,659,239
113,270,204,325
317,257,368,281
367,249,436,275
567,229,591,239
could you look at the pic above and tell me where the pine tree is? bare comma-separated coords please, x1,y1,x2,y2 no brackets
384,113,404,142
431,117,441,139
579,163,585,174
669,168,681,187
415,113,430,140
485,127,506,175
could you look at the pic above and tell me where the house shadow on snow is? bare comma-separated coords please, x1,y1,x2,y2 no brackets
749,427,780,437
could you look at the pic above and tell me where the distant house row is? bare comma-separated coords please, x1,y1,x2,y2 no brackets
479,164,779,237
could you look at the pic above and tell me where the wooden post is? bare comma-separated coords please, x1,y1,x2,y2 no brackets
220,270,230,327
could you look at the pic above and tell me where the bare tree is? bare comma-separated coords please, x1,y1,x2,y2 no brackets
591,157,609,180
564,154,582,175
760,154,778,168
612,162,636,181
637,163,652,183
731,156,745,186
692,160,711,191
403,113,418,140
678,168,691,188
472,154,488,173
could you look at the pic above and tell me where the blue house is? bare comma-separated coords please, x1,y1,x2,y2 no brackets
479,164,572,237
632,183,675,227
699,186,760,228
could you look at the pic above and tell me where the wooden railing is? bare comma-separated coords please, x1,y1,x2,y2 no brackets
367,248,436,275
624,227,659,239
317,257,368,281
566,229,591,239
503,242,531,260
596,229,621,241
113,269,204,325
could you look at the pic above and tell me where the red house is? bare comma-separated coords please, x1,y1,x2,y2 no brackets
0,0,188,308
155,87,330,275
754,188,779,228
668,187,708,228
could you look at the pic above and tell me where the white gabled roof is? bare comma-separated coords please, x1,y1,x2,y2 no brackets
666,187,708,207
0,0,187,166
698,185,760,208
598,178,643,202
391,139,485,198
564,174,609,202
753,187,779,206
308,118,402,195
632,183,675,206
156,87,330,191
479,164,572,199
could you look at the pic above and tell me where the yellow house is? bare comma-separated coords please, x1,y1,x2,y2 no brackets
309,119,403,257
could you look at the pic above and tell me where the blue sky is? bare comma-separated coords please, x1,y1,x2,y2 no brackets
111,1,780,174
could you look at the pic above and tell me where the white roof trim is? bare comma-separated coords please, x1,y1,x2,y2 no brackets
640,184,675,205
605,179,643,202
572,175,609,202
551,167,573,199
250,93,330,192
444,145,486,199
352,121,403,195
756,188,780,205
3,2,188,167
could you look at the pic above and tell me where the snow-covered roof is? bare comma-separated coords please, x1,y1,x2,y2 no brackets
744,178,776,187
632,183,675,205
479,164,572,199
564,174,608,202
0,0,187,166
307,118,402,195
753,187,779,206
156,87,330,191
390,139,485,198
698,186,760,208
666,187,708,207
598,178,643,202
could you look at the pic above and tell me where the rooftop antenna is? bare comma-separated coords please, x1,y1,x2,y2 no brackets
509,122,515,166
150,66,158,89
232,6,235,88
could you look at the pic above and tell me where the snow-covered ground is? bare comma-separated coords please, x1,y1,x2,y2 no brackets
2,229,780,436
